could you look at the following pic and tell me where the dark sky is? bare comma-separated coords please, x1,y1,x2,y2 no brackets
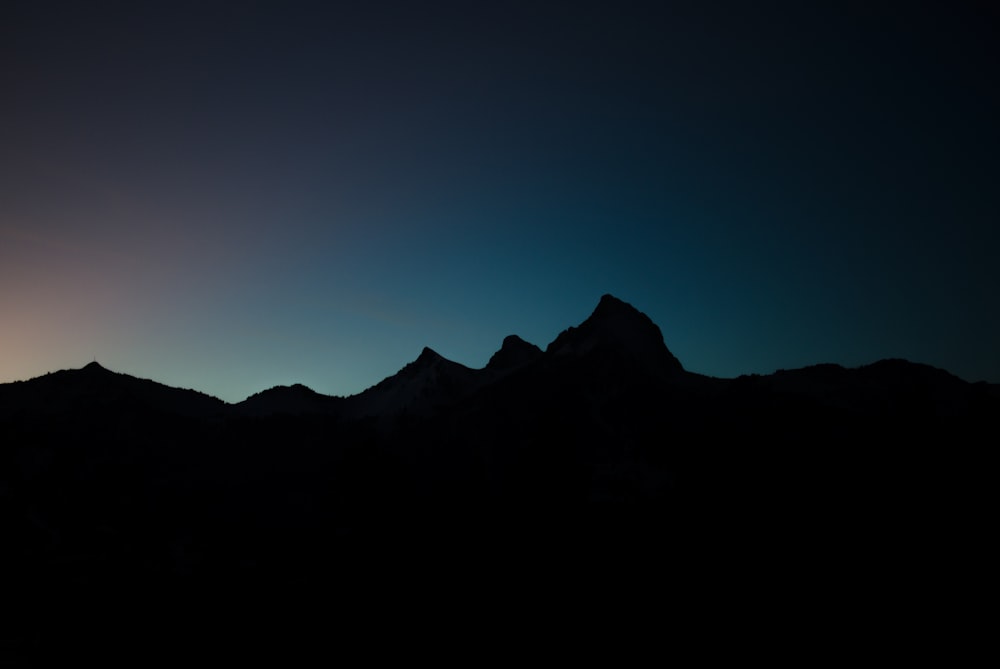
2,1,998,401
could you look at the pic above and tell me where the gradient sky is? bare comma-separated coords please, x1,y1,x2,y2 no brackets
2,1,998,402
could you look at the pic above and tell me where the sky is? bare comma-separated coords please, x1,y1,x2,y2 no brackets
2,1,998,402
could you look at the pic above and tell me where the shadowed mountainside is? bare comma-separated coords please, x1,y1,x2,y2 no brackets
1,294,994,661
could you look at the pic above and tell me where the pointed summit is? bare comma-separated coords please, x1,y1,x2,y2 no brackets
83,360,108,373
546,294,683,374
593,293,633,315
415,346,444,365
486,335,543,371
348,346,480,418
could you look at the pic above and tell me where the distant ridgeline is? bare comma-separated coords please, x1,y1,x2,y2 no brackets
1,294,994,657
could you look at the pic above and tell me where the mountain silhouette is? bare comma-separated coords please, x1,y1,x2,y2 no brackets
345,346,482,418
0,293,994,659
547,294,683,375
0,359,225,420
236,382,341,417
485,334,543,371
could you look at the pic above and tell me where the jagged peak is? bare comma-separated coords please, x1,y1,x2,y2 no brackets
487,334,543,371
393,346,471,377
594,293,630,311
546,294,683,373
590,294,649,323
416,346,444,364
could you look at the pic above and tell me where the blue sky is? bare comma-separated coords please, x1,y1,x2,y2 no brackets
2,1,998,401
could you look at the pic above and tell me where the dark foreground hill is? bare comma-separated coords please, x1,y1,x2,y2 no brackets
1,295,995,662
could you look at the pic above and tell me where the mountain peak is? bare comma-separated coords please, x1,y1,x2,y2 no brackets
486,335,543,371
82,360,109,374
592,293,636,318
416,347,444,364
546,295,683,373
598,292,626,306
501,334,531,347
349,345,478,418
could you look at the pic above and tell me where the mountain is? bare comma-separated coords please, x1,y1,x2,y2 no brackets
0,294,995,658
334,295,683,421
485,334,542,372
547,294,683,376
236,383,342,417
0,360,226,420
344,346,483,419
0,295,698,421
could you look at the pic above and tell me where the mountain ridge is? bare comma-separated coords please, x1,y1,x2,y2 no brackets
1,293,994,656
2,294,995,415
